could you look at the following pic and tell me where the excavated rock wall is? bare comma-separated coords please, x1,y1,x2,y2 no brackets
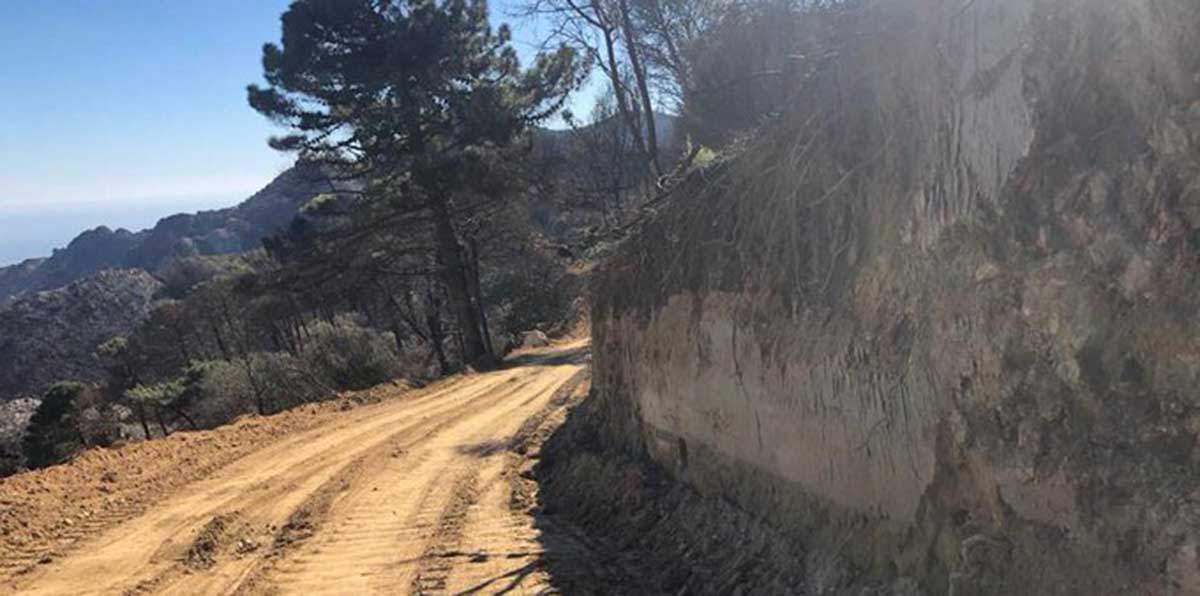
590,0,1200,592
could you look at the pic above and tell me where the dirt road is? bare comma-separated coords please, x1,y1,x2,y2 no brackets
5,343,614,595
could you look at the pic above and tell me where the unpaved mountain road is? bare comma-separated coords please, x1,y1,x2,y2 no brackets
5,342,625,595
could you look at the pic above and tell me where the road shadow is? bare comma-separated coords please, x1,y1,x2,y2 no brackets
447,519,629,595
519,387,659,595
456,439,509,458
502,343,591,368
454,360,647,595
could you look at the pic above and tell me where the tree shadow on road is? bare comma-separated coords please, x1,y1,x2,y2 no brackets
502,344,591,368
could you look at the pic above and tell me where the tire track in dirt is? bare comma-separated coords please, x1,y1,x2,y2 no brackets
222,371,568,596
254,366,580,595
0,376,471,580
8,343,601,595
137,372,554,596
410,469,483,594
437,369,650,595
7,365,541,596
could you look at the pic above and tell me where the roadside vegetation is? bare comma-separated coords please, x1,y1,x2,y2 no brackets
2,0,851,475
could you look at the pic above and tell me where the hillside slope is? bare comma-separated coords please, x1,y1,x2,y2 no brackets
0,270,162,402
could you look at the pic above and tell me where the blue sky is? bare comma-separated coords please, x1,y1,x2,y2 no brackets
0,0,590,266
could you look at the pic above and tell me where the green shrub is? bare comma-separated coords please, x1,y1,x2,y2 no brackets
23,382,90,468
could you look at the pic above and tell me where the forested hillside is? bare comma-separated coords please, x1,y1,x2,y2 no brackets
0,270,162,402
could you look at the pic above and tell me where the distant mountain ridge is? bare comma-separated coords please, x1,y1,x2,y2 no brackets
0,162,339,305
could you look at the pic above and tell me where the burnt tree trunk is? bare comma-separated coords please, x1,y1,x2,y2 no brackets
154,407,170,438
618,0,661,178
431,198,489,364
173,405,199,430
425,287,452,375
601,25,652,179
465,236,493,354
135,402,152,440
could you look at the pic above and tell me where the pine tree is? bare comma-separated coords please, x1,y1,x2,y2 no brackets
23,382,87,469
248,0,579,364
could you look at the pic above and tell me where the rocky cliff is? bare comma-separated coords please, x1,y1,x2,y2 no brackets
586,0,1200,593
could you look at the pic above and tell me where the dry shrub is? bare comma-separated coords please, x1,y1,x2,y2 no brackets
72,388,123,448
169,317,407,427
248,351,328,412
489,250,574,346
0,398,39,475
301,315,406,391
184,360,257,427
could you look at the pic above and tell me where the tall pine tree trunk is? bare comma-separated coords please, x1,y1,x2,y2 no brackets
465,237,493,354
618,0,660,178
601,26,652,179
431,198,488,364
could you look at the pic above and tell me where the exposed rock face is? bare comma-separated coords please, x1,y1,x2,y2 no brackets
0,163,340,305
0,270,162,403
589,0,1200,593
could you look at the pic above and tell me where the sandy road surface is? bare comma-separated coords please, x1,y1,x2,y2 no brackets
6,343,615,595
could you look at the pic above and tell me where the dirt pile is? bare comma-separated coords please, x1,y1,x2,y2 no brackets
573,0,1200,593
184,513,255,570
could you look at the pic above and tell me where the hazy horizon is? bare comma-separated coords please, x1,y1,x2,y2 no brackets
0,2,297,267
0,190,261,267
0,1,594,268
